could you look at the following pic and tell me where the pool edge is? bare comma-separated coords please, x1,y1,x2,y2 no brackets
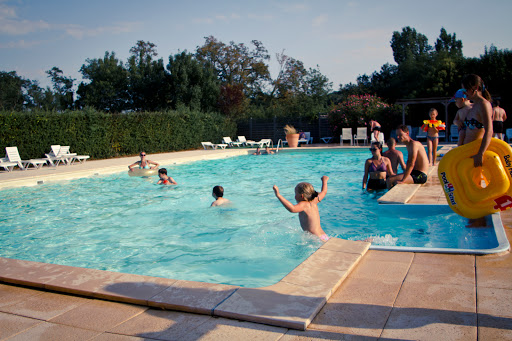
0,238,371,331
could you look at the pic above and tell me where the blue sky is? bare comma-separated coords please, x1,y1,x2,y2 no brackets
1,0,511,91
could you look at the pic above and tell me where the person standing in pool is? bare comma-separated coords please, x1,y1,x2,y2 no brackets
362,141,394,191
382,137,406,174
211,185,231,207
386,125,429,189
273,176,330,242
157,168,177,185
128,152,159,171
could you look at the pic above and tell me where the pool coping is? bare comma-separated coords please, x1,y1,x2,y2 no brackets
0,238,370,330
0,146,372,330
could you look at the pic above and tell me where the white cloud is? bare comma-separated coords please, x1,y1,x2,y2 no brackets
312,15,328,27
0,3,51,35
61,21,142,40
0,39,45,48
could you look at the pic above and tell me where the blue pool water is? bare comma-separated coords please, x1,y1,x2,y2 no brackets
0,149,500,287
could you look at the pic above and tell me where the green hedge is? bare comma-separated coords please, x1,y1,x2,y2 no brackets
0,108,237,160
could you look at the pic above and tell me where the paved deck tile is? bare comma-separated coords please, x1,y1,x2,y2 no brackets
0,283,44,308
5,321,101,341
404,261,476,287
0,291,89,321
381,307,477,340
48,299,147,332
0,312,42,339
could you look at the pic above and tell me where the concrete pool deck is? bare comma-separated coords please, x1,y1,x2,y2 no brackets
1,144,512,340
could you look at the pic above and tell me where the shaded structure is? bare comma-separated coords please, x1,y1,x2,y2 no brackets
396,97,452,141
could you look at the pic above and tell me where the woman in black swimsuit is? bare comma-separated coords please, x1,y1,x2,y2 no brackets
461,74,493,167
362,141,394,190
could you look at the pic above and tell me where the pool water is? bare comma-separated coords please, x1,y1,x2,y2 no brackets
0,149,499,287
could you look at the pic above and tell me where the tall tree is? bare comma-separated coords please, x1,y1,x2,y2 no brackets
390,26,432,65
77,51,129,112
0,71,25,110
46,67,75,110
196,36,271,97
127,40,169,111
167,51,219,112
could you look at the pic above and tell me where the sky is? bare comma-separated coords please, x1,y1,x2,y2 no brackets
1,0,512,92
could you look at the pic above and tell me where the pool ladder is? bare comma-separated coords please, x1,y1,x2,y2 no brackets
276,139,283,153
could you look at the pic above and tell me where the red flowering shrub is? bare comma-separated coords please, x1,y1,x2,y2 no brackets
327,94,399,137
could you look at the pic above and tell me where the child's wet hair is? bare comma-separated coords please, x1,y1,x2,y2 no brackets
158,168,167,175
295,182,318,201
213,185,224,197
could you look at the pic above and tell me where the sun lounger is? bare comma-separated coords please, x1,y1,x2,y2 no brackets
201,142,228,150
61,146,90,164
222,137,243,147
0,158,19,172
246,139,272,148
5,146,47,170
44,145,76,166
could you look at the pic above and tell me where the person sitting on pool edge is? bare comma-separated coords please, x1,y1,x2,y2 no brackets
128,152,159,171
157,168,177,185
211,185,231,207
273,176,330,242
386,125,429,189
362,141,394,191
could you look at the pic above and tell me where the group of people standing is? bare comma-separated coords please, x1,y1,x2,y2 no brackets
363,74,500,194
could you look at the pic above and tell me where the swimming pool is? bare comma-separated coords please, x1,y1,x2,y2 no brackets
0,148,506,287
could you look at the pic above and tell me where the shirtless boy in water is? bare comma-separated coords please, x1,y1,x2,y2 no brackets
273,176,330,241
211,185,231,207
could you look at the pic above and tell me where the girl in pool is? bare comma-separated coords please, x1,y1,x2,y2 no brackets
273,176,329,241
128,152,159,171
362,141,394,191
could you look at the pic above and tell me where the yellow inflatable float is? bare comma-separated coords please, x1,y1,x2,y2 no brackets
128,168,158,177
438,138,512,219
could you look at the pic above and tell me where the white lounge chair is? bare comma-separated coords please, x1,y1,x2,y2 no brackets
449,124,459,143
201,142,228,150
5,147,47,170
61,146,90,164
237,136,254,146
340,128,353,145
247,139,272,148
371,132,385,145
0,158,19,172
354,127,368,146
222,137,243,147
44,145,75,166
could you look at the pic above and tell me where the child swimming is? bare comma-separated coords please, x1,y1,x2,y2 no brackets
157,168,177,185
273,176,329,241
211,185,231,207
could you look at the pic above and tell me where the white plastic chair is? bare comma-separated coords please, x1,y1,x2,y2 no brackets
371,132,385,145
353,127,368,146
340,128,353,145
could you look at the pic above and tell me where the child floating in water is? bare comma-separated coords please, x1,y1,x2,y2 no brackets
157,168,177,185
273,176,330,241
211,185,231,207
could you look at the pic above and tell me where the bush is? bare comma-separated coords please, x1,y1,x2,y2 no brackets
327,94,402,138
0,108,236,160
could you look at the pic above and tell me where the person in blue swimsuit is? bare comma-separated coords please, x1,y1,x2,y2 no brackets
128,152,159,171
362,141,394,190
